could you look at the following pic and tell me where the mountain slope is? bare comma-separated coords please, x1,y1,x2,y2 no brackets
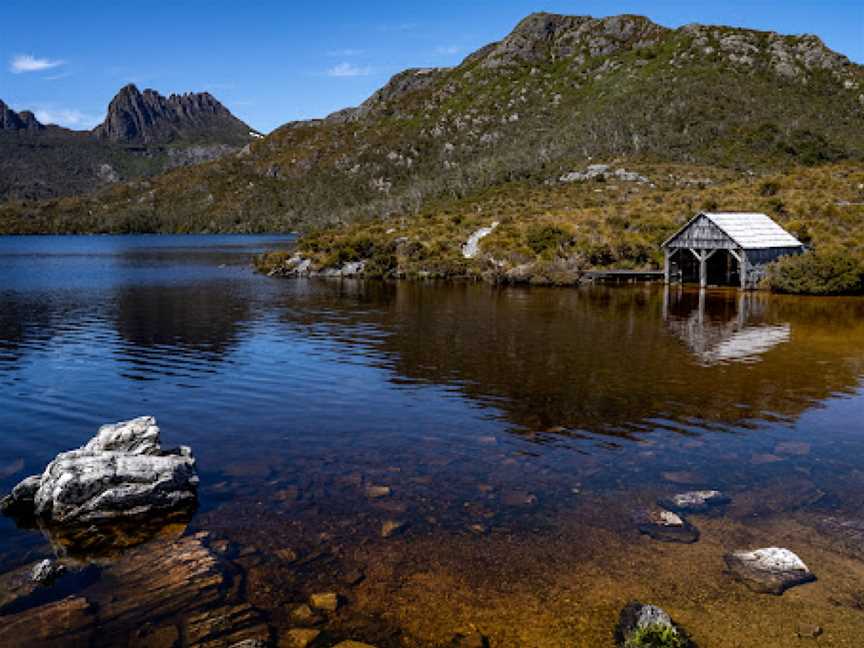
0,86,257,202
1,12,862,233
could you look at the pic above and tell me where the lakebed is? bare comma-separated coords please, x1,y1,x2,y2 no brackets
1,236,863,646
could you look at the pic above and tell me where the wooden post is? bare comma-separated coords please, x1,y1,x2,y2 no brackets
739,250,748,290
663,249,671,284
699,249,707,289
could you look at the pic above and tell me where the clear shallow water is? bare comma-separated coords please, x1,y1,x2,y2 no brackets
2,235,864,646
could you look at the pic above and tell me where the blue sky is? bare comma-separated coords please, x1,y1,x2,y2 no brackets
1,0,862,133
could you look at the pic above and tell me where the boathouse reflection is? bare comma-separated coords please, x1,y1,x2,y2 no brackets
663,287,791,366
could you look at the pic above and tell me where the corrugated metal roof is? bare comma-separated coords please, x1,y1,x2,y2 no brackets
703,212,802,249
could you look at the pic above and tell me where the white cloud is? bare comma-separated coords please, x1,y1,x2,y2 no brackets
435,46,462,55
10,54,65,74
327,62,372,78
33,107,102,129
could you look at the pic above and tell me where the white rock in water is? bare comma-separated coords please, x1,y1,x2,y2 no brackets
734,547,808,572
660,489,730,513
725,547,815,594
2,416,198,526
462,222,499,258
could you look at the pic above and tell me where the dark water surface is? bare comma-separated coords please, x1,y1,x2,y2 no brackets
2,236,864,647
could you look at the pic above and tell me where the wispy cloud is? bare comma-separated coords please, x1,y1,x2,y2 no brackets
435,45,463,55
327,48,365,57
326,62,372,78
33,107,102,129
10,54,65,74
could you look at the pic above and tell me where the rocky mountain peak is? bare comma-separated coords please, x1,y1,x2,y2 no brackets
92,84,250,145
479,13,666,68
0,100,45,132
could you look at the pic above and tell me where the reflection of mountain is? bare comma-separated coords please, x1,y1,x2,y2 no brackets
664,289,791,365
112,282,251,378
274,282,864,437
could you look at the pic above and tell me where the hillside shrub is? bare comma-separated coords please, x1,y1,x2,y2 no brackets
765,250,864,295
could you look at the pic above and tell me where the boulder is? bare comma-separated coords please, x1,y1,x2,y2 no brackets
614,601,693,647
1,416,198,527
724,547,815,594
658,490,730,514
635,508,699,543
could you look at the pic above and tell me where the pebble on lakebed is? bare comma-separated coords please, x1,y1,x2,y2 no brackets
635,508,700,543
724,547,816,594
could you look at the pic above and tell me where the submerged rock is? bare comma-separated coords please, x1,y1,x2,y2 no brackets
658,490,730,514
724,547,815,594
635,508,700,543
31,559,66,585
1,416,198,526
615,601,693,647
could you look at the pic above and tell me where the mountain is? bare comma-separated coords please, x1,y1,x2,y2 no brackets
0,86,258,202
1,12,862,233
92,84,252,145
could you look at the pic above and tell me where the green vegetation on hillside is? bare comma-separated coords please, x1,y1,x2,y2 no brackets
255,162,864,293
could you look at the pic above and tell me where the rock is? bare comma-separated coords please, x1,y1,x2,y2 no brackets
635,508,699,543
1,416,198,527
381,519,405,538
724,547,815,594
365,485,391,499
290,604,319,625
309,592,339,612
184,603,271,647
331,643,377,648
615,601,692,647
31,558,66,585
0,475,41,517
658,490,730,514
281,628,320,648
0,596,95,647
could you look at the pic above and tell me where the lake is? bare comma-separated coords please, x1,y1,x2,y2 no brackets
1,235,864,647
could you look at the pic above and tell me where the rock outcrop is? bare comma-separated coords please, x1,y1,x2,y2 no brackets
1,416,198,526
92,84,254,144
0,100,44,132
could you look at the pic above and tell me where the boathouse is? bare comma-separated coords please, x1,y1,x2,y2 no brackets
661,212,804,289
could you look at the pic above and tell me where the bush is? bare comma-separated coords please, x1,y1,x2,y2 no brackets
525,224,571,256
765,250,864,295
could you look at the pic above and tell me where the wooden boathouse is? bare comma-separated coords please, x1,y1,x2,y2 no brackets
661,212,804,289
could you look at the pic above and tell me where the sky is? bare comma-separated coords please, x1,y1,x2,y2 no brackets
1,0,862,133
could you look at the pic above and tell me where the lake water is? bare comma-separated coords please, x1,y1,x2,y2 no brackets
1,235,864,647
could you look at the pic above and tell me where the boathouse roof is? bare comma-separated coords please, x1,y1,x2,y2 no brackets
662,212,803,250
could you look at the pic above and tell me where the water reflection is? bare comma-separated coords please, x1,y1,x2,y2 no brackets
664,288,792,365
112,282,252,380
